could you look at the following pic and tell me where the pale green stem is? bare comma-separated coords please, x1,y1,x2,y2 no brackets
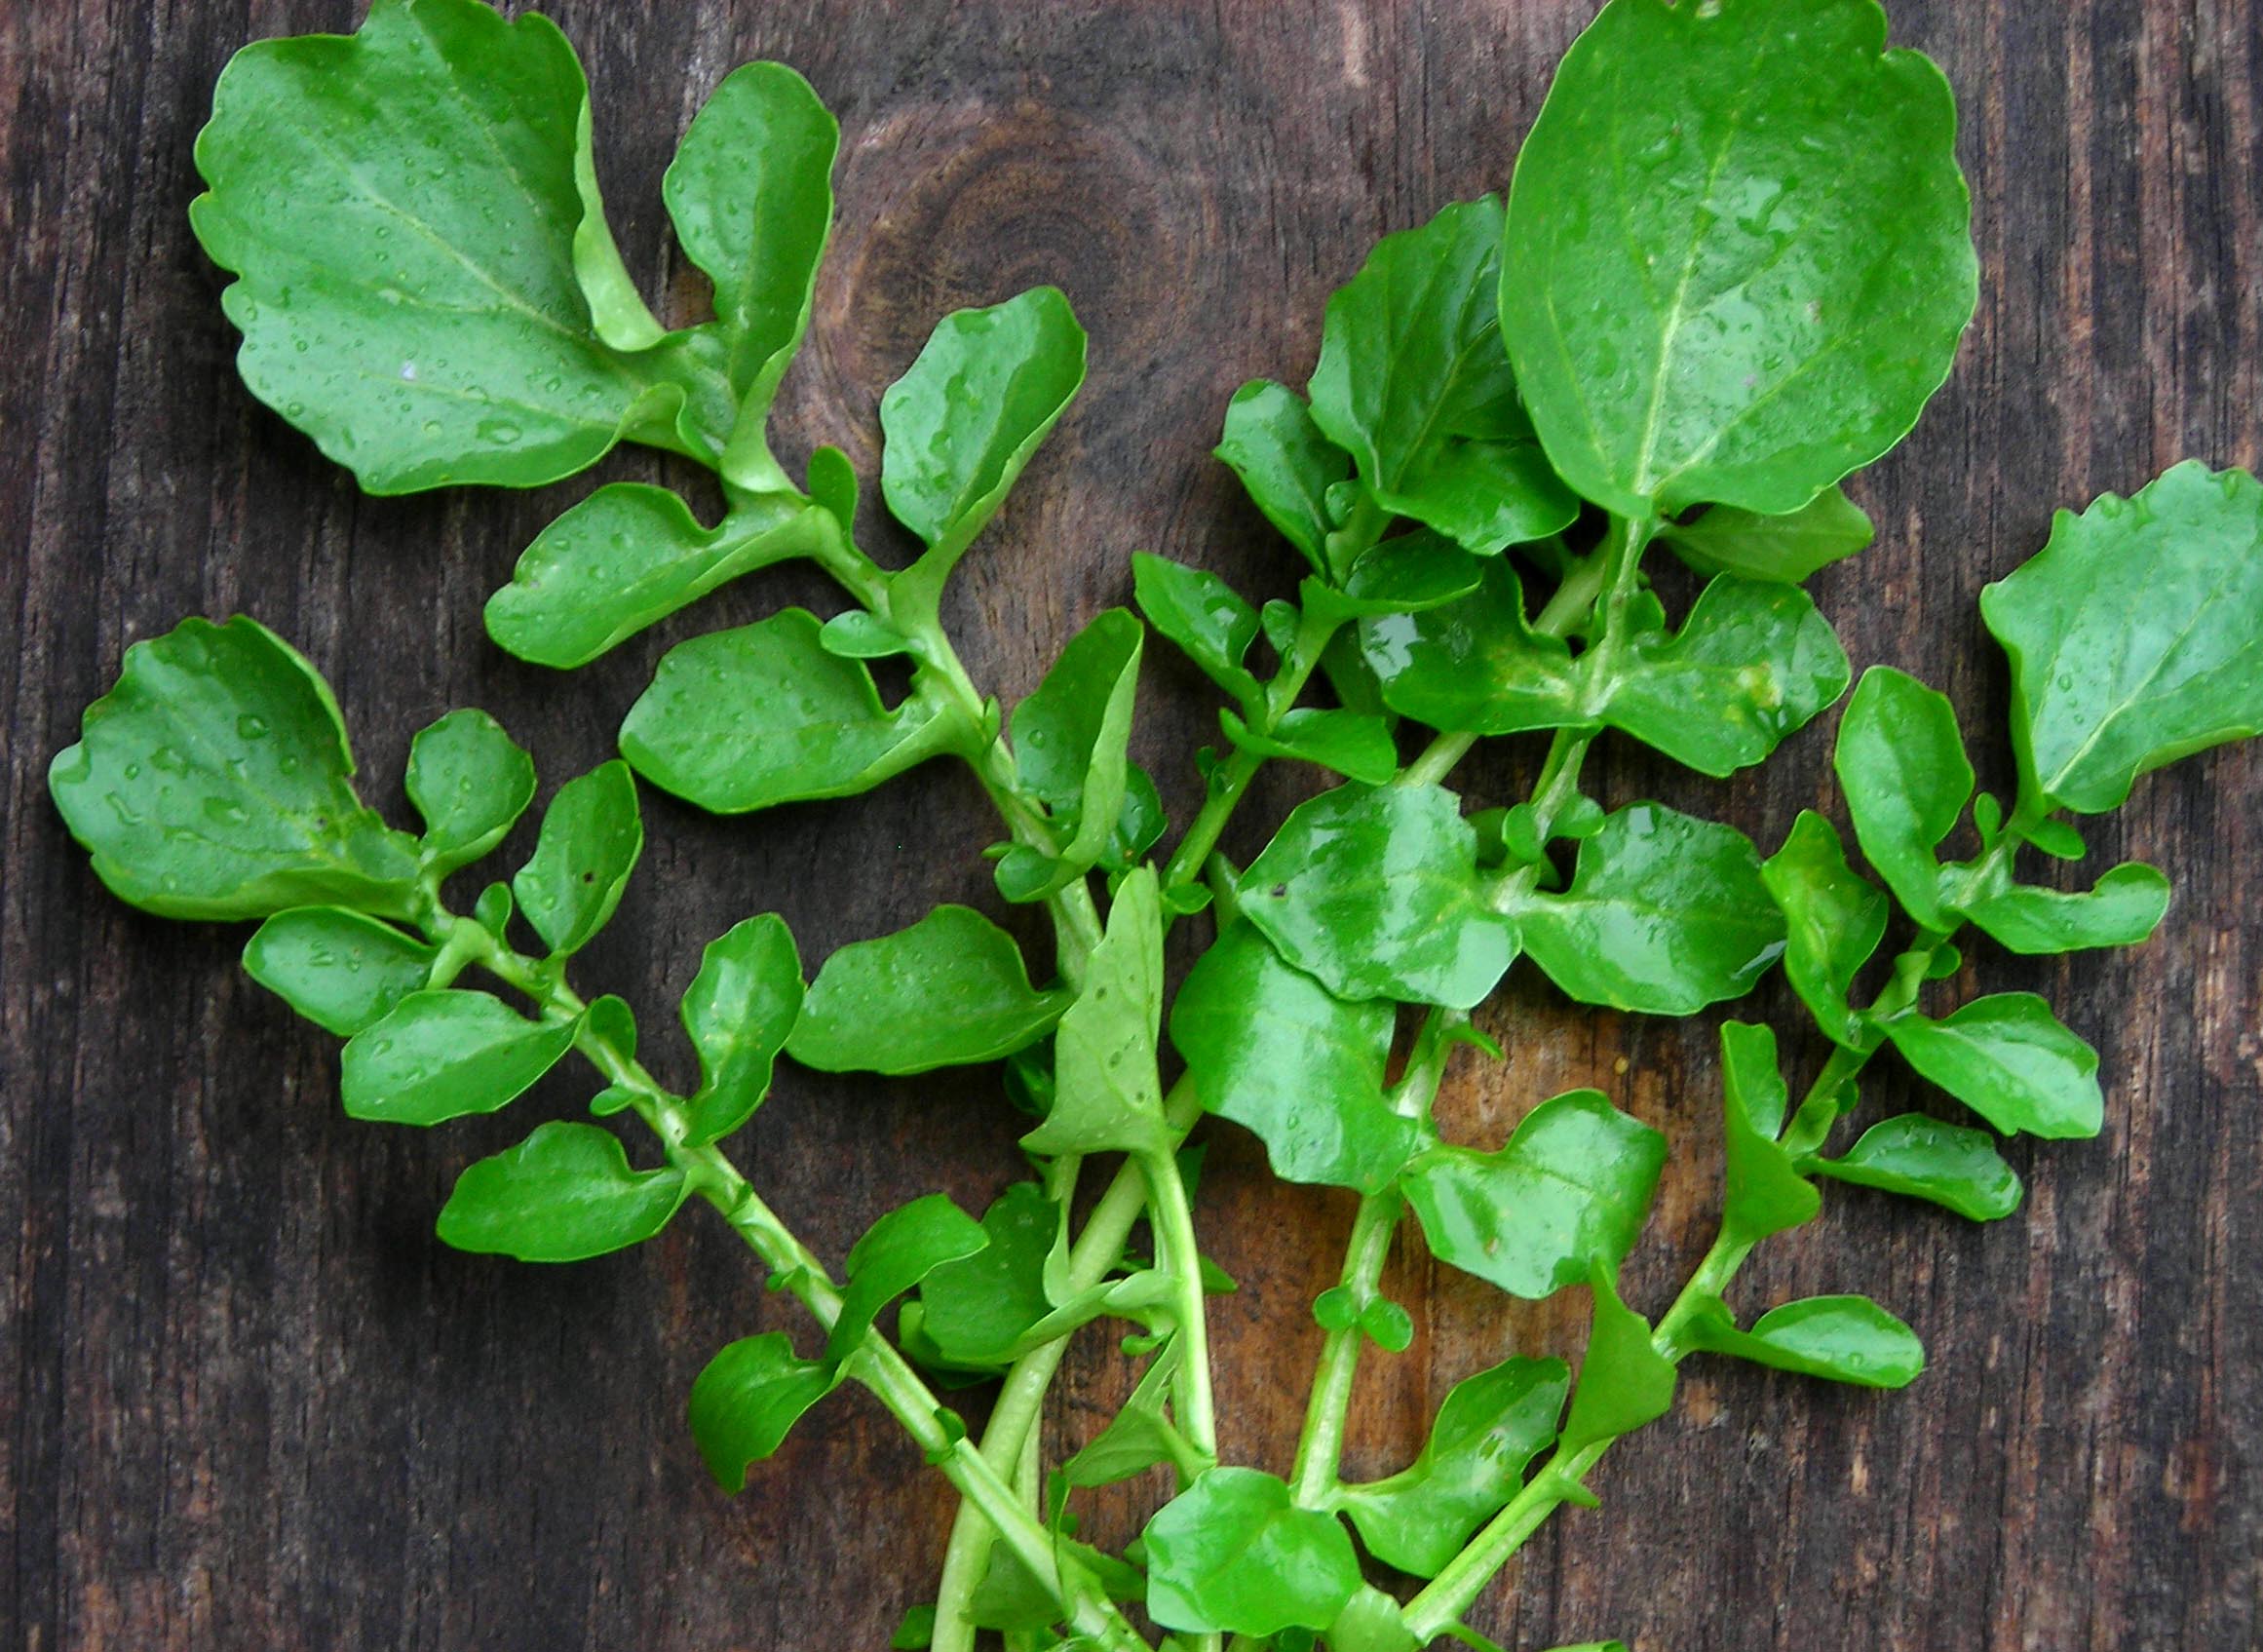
1287,1187,1406,1506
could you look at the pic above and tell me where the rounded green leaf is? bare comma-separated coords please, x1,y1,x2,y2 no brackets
406,708,535,874
1243,784,1518,1009
1982,462,2263,813
437,1119,687,1262
914,1181,1059,1369
621,610,961,814
1810,1114,2022,1221
1142,1468,1362,1637
1883,993,2102,1138
1361,559,1582,735
341,988,580,1126
687,1331,838,1492
1962,862,2171,955
1686,1293,1925,1389
243,906,438,1037
827,1193,990,1363
1169,921,1413,1194
679,913,804,1146
1008,609,1144,895
1219,707,1400,787
787,905,1071,1075
1832,667,1973,929
188,0,686,492
1762,810,1890,1048
1557,1267,1675,1457
1716,1023,1821,1245
1213,380,1349,576
1661,487,1875,584
1502,803,1785,1015
513,760,641,958
49,615,420,921
1502,0,1976,517
1132,552,1261,708
1404,1091,1667,1299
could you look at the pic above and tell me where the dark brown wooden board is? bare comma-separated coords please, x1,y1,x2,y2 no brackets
5,2,2258,1647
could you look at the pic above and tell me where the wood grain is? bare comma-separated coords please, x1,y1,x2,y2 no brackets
4,2,2258,1648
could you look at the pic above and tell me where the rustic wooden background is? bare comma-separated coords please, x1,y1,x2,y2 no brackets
5,1,2259,1648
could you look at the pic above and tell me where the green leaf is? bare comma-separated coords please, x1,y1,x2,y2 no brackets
189,0,701,492
1716,1023,1820,1245
1022,869,1168,1157
1556,1268,1675,1458
1833,668,1973,929
1008,610,1143,897
243,906,438,1036
1243,784,1517,1009
687,1330,838,1492
340,988,580,1126
1501,0,1975,518
1132,553,1261,709
679,913,803,1145
1601,578,1852,777
1660,487,1875,584
1809,1115,2022,1220
1404,1091,1666,1299
1169,921,1413,1194
915,1182,1058,1369
486,487,829,668
621,610,962,813
1214,380,1349,576
1683,1294,1924,1389
436,1120,687,1261
1057,1344,1189,1490
826,1193,990,1363
969,1540,1144,1632
1503,803,1785,1015
405,708,535,874
1142,1468,1362,1637
787,905,1070,1075
1982,462,2263,814
1328,1588,1421,1652
1762,811,1890,1048
1883,993,2102,1138
1219,707,1399,787
664,61,837,492
512,760,641,958
884,288,1088,613
1361,560,1581,735
50,615,421,921
1307,197,1576,554
1334,1357,1570,1576
890,1604,937,1651
1326,531,1488,618
1962,863,2171,954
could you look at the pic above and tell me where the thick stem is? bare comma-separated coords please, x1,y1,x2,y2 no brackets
1287,1189,1405,1506
1141,1147,1220,1461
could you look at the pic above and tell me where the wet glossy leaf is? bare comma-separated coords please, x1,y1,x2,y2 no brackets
1682,1293,1924,1389
1308,196,1576,554
664,61,836,492
1214,380,1349,576
404,708,535,874
1716,1023,1820,1245
679,913,803,1145
915,1182,1058,1369
1503,803,1785,1015
1808,1114,2022,1220
1361,560,1581,735
1132,553,1261,708
1009,609,1143,896
1244,784,1517,1009
437,1119,687,1261
1762,810,1889,1048
50,616,421,921
1833,667,1972,929
189,0,700,491
513,760,641,958
883,288,1087,611
1661,487,1875,584
486,486,826,667
1884,993,2102,1138
1556,1267,1675,1457
826,1193,989,1362
1328,530,1488,616
1981,462,2263,813
1142,1468,1362,1636
1022,869,1169,1158
1219,707,1399,787
1404,1091,1666,1299
1962,863,2171,954
1325,1588,1421,1652
341,988,579,1125
787,905,1070,1075
1169,921,1413,1194
687,1330,837,1491
1502,0,1975,518
621,610,961,813
1334,1357,1570,1576
243,905,438,1036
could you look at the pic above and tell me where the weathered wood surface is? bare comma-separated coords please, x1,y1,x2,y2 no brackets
4,2,2258,1647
